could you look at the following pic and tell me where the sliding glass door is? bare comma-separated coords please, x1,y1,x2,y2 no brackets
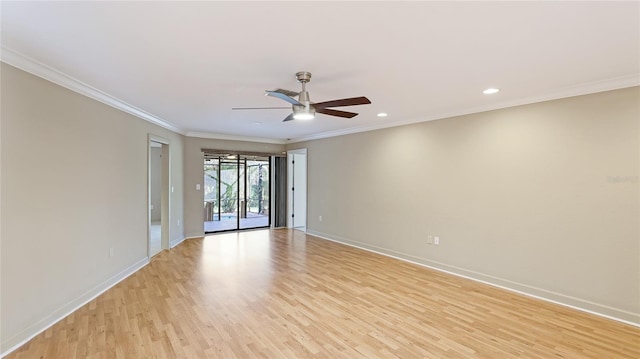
204,154,270,233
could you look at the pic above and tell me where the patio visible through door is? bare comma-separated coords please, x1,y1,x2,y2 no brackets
204,154,270,233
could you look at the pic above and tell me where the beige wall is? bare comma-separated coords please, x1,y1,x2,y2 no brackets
289,87,640,324
183,136,285,238
0,63,185,353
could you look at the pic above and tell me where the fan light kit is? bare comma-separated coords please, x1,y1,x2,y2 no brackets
233,71,371,122
293,110,315,120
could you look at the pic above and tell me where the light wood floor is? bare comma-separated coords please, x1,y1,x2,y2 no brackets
7,229,639,358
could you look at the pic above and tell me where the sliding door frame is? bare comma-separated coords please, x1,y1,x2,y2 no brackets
204,153,272,233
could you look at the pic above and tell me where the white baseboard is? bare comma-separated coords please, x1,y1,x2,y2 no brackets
1,257,149,358
184,234,205,240
307,230,640,328
184,232,204,239
170,236,188,248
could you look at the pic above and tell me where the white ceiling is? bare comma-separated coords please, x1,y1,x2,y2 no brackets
2,1,639,143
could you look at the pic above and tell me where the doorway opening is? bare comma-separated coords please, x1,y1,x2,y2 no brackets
149,137,169,257
204,153,271,233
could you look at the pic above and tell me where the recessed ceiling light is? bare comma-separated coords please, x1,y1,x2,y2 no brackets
483,88,500,95
254,122,262,125
377,112,388,117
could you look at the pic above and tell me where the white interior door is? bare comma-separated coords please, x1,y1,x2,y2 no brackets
293,153,307,230
287,149,307,231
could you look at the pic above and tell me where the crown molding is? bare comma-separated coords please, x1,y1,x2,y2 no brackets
1,46,185,135
288,74,640,143
185,131,287,145
3,45,636,144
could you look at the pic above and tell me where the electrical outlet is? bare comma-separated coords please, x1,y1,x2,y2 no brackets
434,236,440,245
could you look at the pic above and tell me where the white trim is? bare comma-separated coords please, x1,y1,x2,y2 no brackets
148,135,172,258
4,45,637,145
185,131,287,145
307,230,640,328
148,134,170,145
287,74,640,143
0,46,184,135
0,258,150,358
184,233,206,240
170,236,189,248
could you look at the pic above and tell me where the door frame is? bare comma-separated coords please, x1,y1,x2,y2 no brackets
287,148,307,231
148,135,170,257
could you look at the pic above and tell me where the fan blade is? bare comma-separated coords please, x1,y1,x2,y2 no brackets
232,107,290,110
282,113,295,122
265,90,302,106
273,88,300,97
316,108,358,118
313,96,371,109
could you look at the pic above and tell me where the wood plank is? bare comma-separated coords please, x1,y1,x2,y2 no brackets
6,229,639,358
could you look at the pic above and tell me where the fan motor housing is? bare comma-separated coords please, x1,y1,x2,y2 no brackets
296,71,312,83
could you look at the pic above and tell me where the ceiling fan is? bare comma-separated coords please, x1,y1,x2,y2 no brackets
232,71,371,122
